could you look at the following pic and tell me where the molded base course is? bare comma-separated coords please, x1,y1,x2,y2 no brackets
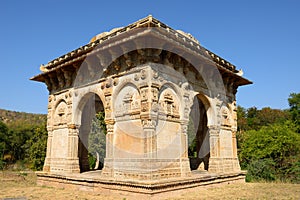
36,171,246,199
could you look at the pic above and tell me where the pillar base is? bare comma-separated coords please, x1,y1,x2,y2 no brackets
102,158,191,180
208,157,241,173
43,158,80,173
64,158,80,173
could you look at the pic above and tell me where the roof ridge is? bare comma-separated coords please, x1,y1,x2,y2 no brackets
43,15,170,69
38,16,242,77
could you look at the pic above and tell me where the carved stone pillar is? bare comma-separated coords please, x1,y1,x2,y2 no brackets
102,87,115,177
229,101,241,172
231,130,241,171
102,121,115,176
43,127,53,172
141,118,157,158
64,124,80,173
180,121,189,158
104,88,114,158
180,120,191,176
105,123,114,158
140,84,158,157
208,125,222,173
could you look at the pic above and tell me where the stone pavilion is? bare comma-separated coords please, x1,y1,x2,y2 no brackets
31,15,252,196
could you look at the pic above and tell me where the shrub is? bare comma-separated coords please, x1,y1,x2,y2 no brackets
239,122,300,182
25,126,47,170
246,159,276,182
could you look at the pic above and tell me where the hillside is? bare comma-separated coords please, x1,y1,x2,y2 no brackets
0,109,47,127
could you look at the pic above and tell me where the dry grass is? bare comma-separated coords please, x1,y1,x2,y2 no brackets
0,171,117,200
0,171,299,200
169,182,300,200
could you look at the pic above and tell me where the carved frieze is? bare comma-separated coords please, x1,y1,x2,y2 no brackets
220,105,232,128
142,119,157,129
115,85,141,120
53,100,68,127
140,87,148,101
159,90,180,121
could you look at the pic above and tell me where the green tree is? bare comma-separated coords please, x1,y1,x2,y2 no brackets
187,117,197,157
0,121,9,169
88,112,107,169
239,122,300,182
245,159,276,182
0,110,49,170
24,125,47,170
237,106,290,132
256,107,290,127
246,107,260,130
237,106,248,131
288,93,300,132
7,124,35,162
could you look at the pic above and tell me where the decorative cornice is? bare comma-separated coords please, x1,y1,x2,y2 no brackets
30,15,252,88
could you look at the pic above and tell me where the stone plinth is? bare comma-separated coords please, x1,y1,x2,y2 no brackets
36,170,246,198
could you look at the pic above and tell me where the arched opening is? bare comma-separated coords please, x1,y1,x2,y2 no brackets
188,94,210,171
78,93,106,173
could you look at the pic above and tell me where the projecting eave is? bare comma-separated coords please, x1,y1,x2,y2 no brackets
235,76,252,86
30,15,252,88
216,65,252,87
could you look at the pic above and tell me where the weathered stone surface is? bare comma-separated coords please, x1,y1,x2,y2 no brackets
31,15,252,190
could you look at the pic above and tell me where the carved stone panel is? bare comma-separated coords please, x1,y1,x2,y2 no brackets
220,105,232,128
53,101,68,127
115,84,141,120
158,89,180,121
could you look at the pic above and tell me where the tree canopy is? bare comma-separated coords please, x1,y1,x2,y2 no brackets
288,93,300,132
237,92,300,183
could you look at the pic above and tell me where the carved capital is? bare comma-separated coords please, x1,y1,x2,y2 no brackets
140,87,149,101
208,125,220,137
150,86,159,102
142,119,157,129
68,123,79,129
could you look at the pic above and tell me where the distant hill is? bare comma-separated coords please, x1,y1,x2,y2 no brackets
0,109,47,127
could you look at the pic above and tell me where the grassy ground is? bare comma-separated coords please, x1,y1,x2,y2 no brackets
0,171,299,200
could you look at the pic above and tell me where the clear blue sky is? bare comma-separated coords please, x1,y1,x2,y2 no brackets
0,1,299,114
